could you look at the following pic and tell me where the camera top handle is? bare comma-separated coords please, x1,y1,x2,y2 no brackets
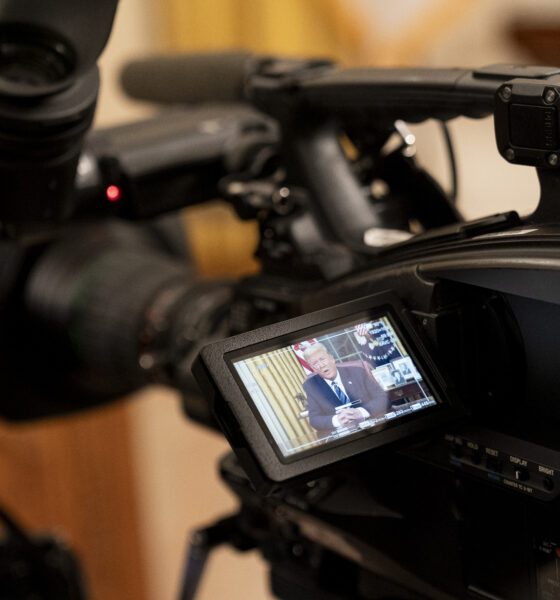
122,54,560,236
250,62,560,164
248,61,560,231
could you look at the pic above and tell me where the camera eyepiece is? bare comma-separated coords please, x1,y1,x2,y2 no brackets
0,23,76,97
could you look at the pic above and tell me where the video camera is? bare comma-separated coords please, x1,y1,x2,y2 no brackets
186,60,560,600
1,3,560,600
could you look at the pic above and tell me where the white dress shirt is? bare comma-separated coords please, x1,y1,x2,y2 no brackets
328,371,370,428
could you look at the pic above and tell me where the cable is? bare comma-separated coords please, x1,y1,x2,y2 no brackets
439,120,458,204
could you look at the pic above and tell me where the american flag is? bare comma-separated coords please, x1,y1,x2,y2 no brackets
292,339,318,374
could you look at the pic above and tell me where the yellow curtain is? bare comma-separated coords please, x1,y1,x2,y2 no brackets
247,348,317,446
163,0,482,66
163,0,369,64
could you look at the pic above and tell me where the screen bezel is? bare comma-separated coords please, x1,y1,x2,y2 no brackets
199,291,464,483
228,308,441,462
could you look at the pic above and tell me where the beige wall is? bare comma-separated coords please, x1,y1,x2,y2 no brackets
96,0,163,127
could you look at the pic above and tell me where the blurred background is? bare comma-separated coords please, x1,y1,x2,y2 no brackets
1,1,560,598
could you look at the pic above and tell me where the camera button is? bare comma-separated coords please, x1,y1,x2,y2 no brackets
544,476,555,491
514,467,530,482
485,456,503,473
450,443,463,459
470,449,483,465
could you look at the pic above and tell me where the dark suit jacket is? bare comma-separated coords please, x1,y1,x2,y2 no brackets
303,364,390,438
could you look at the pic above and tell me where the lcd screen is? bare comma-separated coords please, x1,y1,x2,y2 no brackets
230,313,439,458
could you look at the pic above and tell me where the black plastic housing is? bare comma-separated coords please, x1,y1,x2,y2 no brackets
194,291,465,492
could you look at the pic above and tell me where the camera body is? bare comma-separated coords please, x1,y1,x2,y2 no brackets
187,64,560,599
200,228,560,600
2,5,560,598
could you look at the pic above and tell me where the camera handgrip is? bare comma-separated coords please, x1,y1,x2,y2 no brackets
289,119,385,245
295,65,560,124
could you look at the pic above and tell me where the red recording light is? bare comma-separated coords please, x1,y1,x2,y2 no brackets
106,185,121,202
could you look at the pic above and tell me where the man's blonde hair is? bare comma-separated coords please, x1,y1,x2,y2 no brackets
302,342,328,363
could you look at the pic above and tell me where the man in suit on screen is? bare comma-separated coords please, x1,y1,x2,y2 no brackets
302,342,391,439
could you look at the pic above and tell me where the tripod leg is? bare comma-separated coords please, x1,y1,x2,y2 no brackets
178,514,255,600
178,530,213,600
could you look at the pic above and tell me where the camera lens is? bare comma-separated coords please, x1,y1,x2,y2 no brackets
24,221,232,399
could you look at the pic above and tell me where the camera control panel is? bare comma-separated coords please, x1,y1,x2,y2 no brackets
445,429,560,501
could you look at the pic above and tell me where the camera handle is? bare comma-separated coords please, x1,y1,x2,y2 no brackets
250,62,560,229
122,54,560,235
285,118,387,247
